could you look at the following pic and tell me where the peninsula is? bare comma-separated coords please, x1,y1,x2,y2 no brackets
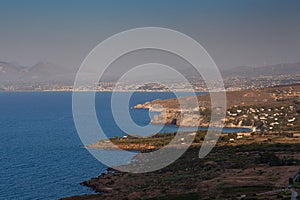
63,83,300,200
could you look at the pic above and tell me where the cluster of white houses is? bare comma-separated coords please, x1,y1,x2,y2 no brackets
225,104,298,131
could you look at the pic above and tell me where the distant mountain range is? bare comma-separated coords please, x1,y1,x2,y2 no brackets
221,62,300,77
0,61,299,85
0,61,75,84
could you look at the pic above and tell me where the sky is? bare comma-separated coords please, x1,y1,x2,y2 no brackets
0,0,300,70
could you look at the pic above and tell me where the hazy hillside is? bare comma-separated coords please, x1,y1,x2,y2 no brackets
0,61,75,84
221,62,300,77
1,61,299,85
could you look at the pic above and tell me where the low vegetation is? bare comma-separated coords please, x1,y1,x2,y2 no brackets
63,142,300,200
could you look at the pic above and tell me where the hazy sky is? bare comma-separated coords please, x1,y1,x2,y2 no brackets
0,0,299,70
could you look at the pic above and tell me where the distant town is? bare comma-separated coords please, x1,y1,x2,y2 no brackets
1,73,299,92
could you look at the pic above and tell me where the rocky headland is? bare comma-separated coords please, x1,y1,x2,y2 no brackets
134,84,300,131
63,84,300,200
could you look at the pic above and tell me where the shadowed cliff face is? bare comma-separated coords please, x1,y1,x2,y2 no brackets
151,109,208,127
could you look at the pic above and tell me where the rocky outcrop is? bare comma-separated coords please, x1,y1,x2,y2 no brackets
180,113,203,127
148,107,207,127
151,109,207,127
134,101,151,109
134,96,211,127
134,97,210,127
151,109,180,125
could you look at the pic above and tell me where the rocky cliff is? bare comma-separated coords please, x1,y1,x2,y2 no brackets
134,84,300,129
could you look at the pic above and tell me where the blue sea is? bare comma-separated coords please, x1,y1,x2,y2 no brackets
0,92,248,200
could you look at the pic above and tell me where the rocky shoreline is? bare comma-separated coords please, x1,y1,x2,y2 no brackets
62,84,299,200
134,102,255,130
134,84,300,132
62,139,300,200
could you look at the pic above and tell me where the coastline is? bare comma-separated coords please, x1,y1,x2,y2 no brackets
0,89,208,92
64,84,298,199
84,127,252,151
62,138,300,200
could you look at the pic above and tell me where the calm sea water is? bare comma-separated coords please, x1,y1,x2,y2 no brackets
0,92,247,200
